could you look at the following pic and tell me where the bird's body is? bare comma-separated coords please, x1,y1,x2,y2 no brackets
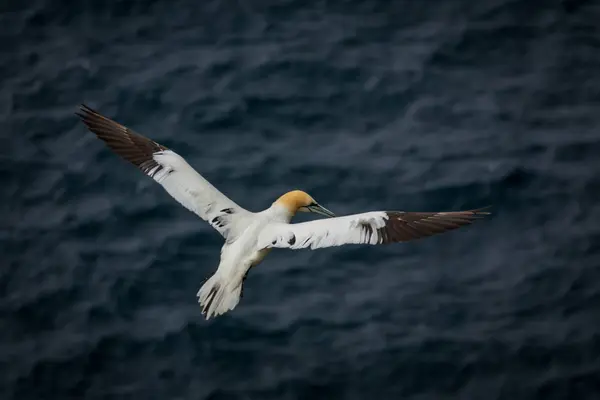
77,104,490,319
197,205,286,317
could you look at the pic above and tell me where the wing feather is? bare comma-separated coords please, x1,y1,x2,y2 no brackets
76,104,249,238
259,208,490,250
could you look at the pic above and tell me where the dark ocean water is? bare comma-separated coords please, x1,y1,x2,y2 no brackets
3,0,600,398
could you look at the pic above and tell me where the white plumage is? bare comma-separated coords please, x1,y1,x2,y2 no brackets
77,104,490,319
150,150,250,239
259,212,389,249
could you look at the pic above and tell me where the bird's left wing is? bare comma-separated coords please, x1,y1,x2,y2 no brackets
76,104,249,239
258,208,490,250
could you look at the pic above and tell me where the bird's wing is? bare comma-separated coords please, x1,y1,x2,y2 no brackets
76,104,249,239
258,208,490,250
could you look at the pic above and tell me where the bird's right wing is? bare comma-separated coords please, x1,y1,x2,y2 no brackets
76,104,249,239
258,208,490,250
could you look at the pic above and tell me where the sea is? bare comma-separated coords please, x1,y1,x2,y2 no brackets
2,0,600,398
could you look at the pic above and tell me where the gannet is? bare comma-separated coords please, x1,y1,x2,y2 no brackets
76,104,490,319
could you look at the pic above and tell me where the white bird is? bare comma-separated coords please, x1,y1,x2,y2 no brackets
77,104,490,319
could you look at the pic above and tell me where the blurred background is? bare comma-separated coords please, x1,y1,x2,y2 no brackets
2,0,600,398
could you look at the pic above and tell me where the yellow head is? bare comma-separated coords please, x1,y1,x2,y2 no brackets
274,190,336,217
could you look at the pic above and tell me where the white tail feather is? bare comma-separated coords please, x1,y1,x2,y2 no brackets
197,273,243,319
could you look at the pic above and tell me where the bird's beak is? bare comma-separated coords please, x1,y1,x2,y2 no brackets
306,203,336,218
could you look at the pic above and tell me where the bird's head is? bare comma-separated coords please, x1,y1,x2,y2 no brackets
274,190,336,218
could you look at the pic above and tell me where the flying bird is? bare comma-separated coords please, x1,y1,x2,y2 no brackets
76,104,490,319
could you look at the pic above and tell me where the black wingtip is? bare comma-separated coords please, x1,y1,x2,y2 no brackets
77,103,103,116
75,104,118,132
472,205,492,215
75,103,93,121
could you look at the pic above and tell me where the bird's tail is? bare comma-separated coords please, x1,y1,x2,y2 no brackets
197,273,243,319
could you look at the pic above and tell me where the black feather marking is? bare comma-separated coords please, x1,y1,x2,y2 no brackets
288,235,296,245
203,284,220,314
360,222,374,243
221,208,234,214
